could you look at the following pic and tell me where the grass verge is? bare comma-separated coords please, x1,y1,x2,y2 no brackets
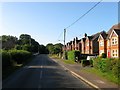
82,68,118,84
63,60,75,64
49,54,76,64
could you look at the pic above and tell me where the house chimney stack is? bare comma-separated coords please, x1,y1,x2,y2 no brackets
84,33,87,37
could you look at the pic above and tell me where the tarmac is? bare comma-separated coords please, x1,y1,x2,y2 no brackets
51,58,119,90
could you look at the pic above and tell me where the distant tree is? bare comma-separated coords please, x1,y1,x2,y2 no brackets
14,44,22,50
19,34,40,53
54,43,63,54
19,34,31,45
39,45,49,54
46,43,54,54
1,35,18,50
22,44,32,52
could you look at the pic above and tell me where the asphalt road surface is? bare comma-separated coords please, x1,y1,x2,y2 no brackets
2,55,93,89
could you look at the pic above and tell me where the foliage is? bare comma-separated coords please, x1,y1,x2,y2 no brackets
101,53,107,58
1,35,18,50
81,59,92,67
67,50,80,61
1,50,11,69
22,44,32,52
46,43,63,54
92,57,120,81
46,43,54,54
14,44,22,50
39,45,49,54
54,43,63,54
9,50,32,64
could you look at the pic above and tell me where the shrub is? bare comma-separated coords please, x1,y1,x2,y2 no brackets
101,53,107,58
67,50,80,61
9,50,32,64
93,57,120,79
2,50,11,69
81,59,90,67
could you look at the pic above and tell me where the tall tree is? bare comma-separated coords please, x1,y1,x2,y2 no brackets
54,43,63,54
46,43,54,54
19,34,31,45
1,35,18,50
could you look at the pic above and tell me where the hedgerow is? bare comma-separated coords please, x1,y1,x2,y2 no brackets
67,50,80,61
92,57,120,81
2,50,32,68
9,50,32,64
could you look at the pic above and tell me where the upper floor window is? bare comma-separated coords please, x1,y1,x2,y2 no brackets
100,41,104,46
87,42,89,46
100,50,104,55
107,40,110,46
111,37,118,45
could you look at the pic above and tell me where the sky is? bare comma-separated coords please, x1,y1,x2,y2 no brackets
0,1,118,45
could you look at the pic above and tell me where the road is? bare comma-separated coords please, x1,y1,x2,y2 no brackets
2,55,93,89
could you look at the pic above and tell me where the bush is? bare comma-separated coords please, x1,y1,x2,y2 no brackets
9,50,32,64
101,53,107,58
2,50,11,69
93,57,120,80
81,59,90,67
67,50,80,61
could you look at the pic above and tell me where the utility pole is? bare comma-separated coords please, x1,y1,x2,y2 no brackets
63,29,66,59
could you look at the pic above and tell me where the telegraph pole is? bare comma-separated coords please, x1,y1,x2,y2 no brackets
63,29,66,59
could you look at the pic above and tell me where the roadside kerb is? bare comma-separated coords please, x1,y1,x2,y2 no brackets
52,59,101,90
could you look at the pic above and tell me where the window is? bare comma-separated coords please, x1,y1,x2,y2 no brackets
108,40,110,46
111,38,118,45
86,41,89,46
112,49,118,57
100,41,104,46
100,50,104,55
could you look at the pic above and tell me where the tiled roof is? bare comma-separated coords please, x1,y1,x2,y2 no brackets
107,23,120,39
114,29,120,36
100,31,107,39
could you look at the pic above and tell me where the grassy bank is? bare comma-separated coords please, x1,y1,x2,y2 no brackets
49,54,76,64
82,68,119,84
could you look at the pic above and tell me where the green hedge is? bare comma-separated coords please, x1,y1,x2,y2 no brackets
2,50,11,68
67,50,80,61
2,50,32,69
81,59,93,67
9,50,32,64
93,57,120,79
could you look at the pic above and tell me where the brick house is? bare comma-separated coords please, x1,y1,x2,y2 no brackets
81,32,103,55
81,38,86,54
97,31,107,56
107,29,120,58
98,23,120,58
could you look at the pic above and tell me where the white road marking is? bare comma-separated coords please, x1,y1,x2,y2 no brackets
94,80,105,84
38,58,43,89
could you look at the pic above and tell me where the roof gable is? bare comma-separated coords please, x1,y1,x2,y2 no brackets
109,29,118,38
107,23,120,39
98,34,104,41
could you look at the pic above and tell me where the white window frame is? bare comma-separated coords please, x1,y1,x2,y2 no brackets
100,40,104,46
100,50,104,55
111,37,118,45
112,49,118,57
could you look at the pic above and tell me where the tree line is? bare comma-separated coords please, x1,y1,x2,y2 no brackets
0,34,63,54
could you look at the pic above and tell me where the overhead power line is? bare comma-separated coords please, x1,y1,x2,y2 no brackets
65,0,103,29
56,31,63,42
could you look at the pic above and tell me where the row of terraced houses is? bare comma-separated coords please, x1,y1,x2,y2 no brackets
65,23,120,58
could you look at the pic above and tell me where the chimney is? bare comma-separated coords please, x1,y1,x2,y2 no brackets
84,33,87,37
